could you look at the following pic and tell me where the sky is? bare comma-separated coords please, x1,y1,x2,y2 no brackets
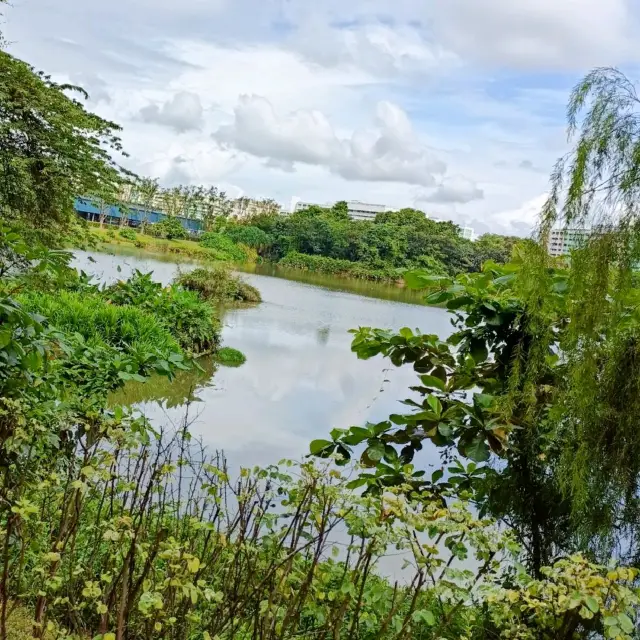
4,0,640,236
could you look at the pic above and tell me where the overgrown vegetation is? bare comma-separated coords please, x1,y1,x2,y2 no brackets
199,231,249,262
216,346,247,366
3,13,640,635
176,266,261,304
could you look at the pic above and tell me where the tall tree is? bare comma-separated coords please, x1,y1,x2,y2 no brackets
0,49,127,243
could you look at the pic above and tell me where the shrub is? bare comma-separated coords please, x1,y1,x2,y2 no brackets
154,217,189,240
224,225,271,249
216,346,246,366
106,228,116,239
104,270,221,354
118,226,137,241
176,266,261,304
279,251,397,281
199,232,247,262
18,289,180,356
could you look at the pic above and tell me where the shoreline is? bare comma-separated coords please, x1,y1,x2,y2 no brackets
75,235,431,307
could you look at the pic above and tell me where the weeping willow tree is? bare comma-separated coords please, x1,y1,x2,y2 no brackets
535,67,640,560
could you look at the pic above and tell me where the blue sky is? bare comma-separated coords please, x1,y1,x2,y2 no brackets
4,0,640,235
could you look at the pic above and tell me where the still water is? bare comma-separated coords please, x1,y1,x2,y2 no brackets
73,250,453,471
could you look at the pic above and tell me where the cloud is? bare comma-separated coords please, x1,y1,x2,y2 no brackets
139,91,204,132
422,176,484,204
429,0,638,69
291,21,459,78
213,97,446,186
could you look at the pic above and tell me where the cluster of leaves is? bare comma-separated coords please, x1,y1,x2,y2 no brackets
199,231,248,262
0,50,127,244
103,270,221,355
118,226,136,241
176,266,261,304
236,205,519,279
152,217,189,240
279,251,398,281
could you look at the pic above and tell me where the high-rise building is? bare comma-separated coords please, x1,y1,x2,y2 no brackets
547,228,591,257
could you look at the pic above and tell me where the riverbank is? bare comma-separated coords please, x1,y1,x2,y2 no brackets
77,228,427,305
80,225,231,262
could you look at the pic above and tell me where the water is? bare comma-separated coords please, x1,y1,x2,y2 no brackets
73,249,453,471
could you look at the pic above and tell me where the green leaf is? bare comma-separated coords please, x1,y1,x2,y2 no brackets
617,613,634,633
584,596,599,613
412,609,436,626
426,395,442,416
469,338,488,364
420,375,446,391
309,440,333,455
431,469,444,483
365,442,385,462
462,436,490,463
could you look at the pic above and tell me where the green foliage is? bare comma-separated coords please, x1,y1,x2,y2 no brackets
0,50,126,243
118,226,137,241
242,206,518,281
104,270,221,354
224,224,271,249
280,251,397,281
176,266,261,304
18,289,180,356
153,216,189,240
199,231,248,262
216,346,246,366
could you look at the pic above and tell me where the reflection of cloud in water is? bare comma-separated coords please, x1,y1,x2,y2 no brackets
80,249,454,472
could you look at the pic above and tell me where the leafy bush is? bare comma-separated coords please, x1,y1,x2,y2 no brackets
118,226,137,241
16,290,189,390
153,217,189,240
18,290,180,355
176,266,261,304
224,224,271,248
279,251,397,281
216,346,246,366
104,270,221,354
199,232,247,262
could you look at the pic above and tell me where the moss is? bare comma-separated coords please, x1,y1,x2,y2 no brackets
216,346,246,367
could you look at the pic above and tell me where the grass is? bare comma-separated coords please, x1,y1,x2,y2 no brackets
87,225,236,263
17,290,181,356
215,346,246,367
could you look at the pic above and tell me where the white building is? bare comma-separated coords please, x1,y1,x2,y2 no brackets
294,200,390,221
460,226,475,241
547,228,591,257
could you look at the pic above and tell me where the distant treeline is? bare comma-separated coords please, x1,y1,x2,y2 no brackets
217,202,521,279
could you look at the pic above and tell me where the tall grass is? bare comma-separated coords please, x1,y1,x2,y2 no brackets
17,290,180,356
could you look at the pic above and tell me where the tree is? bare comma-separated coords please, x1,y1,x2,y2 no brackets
0,50,127,243
134,176,160,232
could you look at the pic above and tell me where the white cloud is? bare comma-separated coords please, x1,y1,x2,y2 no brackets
429,0,637,69
291,21,459,77
7,0,639,233
213,97,446,186
139,91,204,132
422,176,484,204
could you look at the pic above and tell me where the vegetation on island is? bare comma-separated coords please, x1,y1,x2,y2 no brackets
2,5,640,636
176,267,261,305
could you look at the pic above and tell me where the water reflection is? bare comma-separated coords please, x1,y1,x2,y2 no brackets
109,356,217,408
73,249,453,473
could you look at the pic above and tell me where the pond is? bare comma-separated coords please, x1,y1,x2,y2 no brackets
73,249,453,472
